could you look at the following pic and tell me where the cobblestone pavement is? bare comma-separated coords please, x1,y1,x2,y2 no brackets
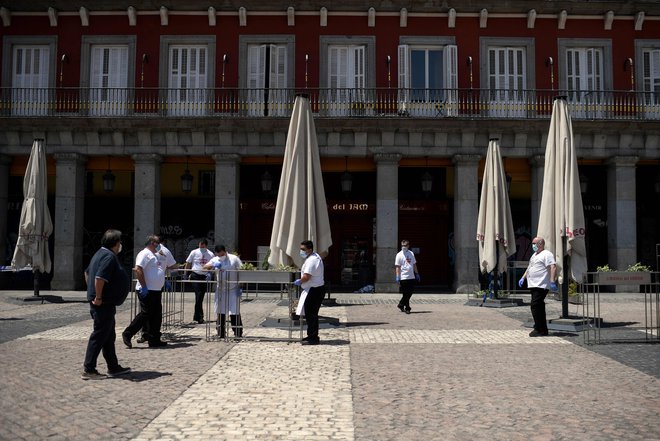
0,290,658,440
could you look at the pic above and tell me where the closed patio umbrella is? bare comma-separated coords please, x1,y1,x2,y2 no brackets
537,97,588,318
476,138,516,298
12,138,53,296
268,95,332,268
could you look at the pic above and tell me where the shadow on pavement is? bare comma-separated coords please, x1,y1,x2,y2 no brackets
112,371,173,382
601,321,638,328
343,321,389,327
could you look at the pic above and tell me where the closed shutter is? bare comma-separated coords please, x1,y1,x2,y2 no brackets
12,45,50,115
444,44,458,115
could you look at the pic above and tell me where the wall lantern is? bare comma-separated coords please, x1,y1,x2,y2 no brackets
181,157,193,193
102,156,116,193
340,156,353,194
421,156,433,194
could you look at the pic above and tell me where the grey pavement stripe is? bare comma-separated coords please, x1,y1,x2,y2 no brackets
133,337,354,441
19,325,569,345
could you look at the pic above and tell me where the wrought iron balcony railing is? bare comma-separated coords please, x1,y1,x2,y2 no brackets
2,87,659,120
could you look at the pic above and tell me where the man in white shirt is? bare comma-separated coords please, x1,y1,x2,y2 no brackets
394,240,420,314
294,240,325,345
122,235,167,348
519,236,557,337
183,239,214,324
204,245,243,338
137,235,178,344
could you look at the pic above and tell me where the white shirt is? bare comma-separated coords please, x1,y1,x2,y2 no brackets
526,249,556,289
209,254,242,289
186,247,214,275
135,248,165,291
156,244,177,273
301,252,324,290
395,249,417,280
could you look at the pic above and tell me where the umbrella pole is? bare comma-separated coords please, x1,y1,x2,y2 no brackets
33,270,41,297
561,236,569,318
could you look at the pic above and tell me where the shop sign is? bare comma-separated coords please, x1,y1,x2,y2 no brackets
331,203,371,211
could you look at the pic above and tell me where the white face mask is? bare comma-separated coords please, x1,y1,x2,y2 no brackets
299,250,308,259
117,243,123,254
219,255,227,262
401,246,408,252
532,244,539,253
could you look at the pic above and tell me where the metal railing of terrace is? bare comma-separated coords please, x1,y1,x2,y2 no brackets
2,87,659,120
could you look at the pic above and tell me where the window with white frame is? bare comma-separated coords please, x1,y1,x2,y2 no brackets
634,40,660,118
89,45,129,116
488,47,526,103
480,37,534,118
319,36,375,116
81,36,136,116
168,45,208,116
398,43,457,116
558,39,612,119
11,45,50,116
247,44,288,116
158,36,215,116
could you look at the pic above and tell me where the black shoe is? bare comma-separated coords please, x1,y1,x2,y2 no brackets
529,330,549,337
405,308,411,314
136,336,146,344
301,338,320,345
397,304,405,312
197,319,205,324
81,369,106,380
121,332,132,349
148,340,168,348
107,365,131,377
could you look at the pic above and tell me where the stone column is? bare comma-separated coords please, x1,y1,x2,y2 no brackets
51,153,87,290
452,154,480,293
530,155,545,235
607,156,638,277
374,153,400,293
133,154,162,252
213,154,241,251
0,155,11,267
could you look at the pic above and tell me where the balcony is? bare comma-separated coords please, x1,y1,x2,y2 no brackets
2,87,659,121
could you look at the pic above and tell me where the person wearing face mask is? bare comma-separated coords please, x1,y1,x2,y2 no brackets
183,239,214,324
394,240,420,314
122,234,167,348
293,240,325,345
518,236,557,337
82,229,131,380
204,245,243,338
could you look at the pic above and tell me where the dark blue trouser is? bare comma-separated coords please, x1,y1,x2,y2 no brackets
83,303,119,372
190,273,207,322
530,287,549,333
399,279,415,310
124,290,163,343
304,285,326,340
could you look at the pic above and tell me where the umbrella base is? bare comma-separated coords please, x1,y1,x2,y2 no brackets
524,316,598,332
465,297,525,308
20,294,63,304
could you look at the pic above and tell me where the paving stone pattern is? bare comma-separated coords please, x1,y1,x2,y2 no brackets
0,291,658,441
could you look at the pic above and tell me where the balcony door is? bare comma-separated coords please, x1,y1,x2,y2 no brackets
566,48,604,118
642,49,660,119
246,44,288,116
11,46,50,116
327,45,368,116
168,46,208,116
398,44,457,116
487,47,527,117
89,46,129,116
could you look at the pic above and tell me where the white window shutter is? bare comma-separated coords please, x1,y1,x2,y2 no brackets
444,44,458,90
352,45,365,88
398,44,409,89
269,44,287,89
37,47,49,88
248,45,266,89
90,47,103,88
